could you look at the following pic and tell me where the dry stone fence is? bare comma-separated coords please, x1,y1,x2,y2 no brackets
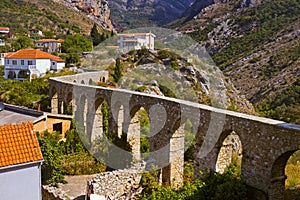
49,71,300,200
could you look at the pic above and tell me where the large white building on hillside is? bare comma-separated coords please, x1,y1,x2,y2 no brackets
117,32,155,53
4,49,65,81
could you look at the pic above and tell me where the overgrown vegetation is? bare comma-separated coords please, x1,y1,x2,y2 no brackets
256,78,300,124
0,67,75,111
140,162,247,200
0,0,98,36
37,121,106,186
211,0,300,69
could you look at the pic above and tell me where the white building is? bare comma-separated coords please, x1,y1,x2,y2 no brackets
117,32,155,53
0,27,10,34
35,39,64,53
4,49,65,81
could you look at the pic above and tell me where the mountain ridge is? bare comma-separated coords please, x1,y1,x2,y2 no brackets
176,0,300,123
107,0,194,28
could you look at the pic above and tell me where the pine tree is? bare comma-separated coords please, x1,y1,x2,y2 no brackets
113,58,122,83
90,23,102,46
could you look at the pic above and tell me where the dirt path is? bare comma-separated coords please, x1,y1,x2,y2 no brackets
58,174,97,199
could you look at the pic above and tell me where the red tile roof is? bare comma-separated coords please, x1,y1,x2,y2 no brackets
0,122,43,168
0,27,10,32
35,39,64,43
5,49,65,62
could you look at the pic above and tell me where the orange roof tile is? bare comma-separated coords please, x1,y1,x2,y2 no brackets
35,39,64,43
5,49,65,62
0,122,43,168
0,27,9,31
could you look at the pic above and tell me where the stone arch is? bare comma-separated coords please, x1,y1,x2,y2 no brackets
63,92,73,115
90,97,105,142
78,94,88,134
73,80,77,83
128,106,150,162
183,118,197,162
51,86,59,114
81,80,85,84
89,78,93,85
216,130,242,174
269,150,297,200
102,76,106,82
117,105,124,138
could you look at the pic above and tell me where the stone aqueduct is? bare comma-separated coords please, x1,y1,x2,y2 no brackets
49,71,300,200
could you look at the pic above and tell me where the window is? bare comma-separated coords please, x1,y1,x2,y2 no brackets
21,60,24,65
12,60,17,65
6,60,9,64
28,60,33,65
52,62,55,65
53,122,62,134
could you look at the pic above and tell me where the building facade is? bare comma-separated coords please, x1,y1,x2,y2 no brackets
4,49,65,81
117,32,155,53
35,39,64,53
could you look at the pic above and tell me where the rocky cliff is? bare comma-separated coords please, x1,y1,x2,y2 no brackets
59,0,113,30
107,0,194,28
180,0,264,23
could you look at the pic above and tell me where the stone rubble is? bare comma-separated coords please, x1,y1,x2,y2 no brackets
43,162,145,200
88,162,146,200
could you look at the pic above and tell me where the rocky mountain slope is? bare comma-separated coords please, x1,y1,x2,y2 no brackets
179,0,265,24
0,0,111,36
83,48,255,114
176,0,300,123
107,0,194,28
59,0,113,30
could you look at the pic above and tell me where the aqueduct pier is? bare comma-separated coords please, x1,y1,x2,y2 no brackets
49,71,300,200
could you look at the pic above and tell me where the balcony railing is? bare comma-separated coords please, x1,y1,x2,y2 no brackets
5,65,36,70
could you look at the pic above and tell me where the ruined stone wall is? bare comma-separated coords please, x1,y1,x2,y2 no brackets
87,162,145,199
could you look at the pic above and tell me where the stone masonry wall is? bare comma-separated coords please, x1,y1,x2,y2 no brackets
87,162,145,200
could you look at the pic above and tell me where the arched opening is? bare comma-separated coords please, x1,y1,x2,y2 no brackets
138,107,150,160
117,105,124,138
285,150,300,189
91,98,105,142
216,131,242,174
8,71,16,79
183,119,196,162
102,77,106,82
89,78,93,85
18,70,30,79
63,92,73,115
270,151,297,200
81,80,85,84
51,86,59,114
128,106,150,161
78,94,88,135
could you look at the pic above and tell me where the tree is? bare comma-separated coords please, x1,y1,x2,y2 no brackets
44,31,54,39
11,36,33,51
112,58,122,83
37,131,66,186
61,34,92,53
66,52,80,65
90,23,102,46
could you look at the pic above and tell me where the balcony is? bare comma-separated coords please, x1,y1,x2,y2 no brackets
5,65,36,70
